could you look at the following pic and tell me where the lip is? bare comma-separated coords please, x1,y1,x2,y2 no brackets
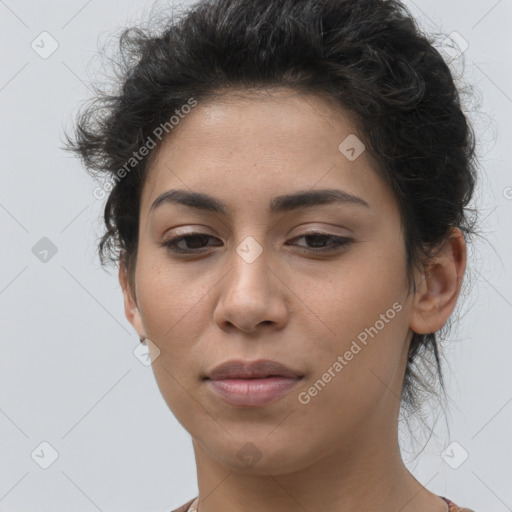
204,359,304,407
206,359,304,380
207,377,303,407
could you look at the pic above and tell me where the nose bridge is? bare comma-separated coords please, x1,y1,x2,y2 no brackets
214,233,288,332
228,234,271,302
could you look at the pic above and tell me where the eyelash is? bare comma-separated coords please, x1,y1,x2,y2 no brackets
160,232,353,255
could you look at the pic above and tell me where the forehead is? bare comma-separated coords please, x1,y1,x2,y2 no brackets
140,88,392,217
152,88,360,157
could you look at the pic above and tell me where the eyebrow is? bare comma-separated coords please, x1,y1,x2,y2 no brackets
149,188,370,215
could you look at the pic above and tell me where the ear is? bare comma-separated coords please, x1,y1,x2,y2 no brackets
409,228,467,335
118,260,145,338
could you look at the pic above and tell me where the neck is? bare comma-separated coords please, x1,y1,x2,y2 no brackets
190,417,447,512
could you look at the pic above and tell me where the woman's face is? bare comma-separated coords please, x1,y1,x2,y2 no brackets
121,88,425,474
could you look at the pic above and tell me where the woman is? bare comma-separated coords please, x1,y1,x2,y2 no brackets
66,0,479,510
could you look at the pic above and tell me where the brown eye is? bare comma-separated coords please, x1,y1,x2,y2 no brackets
287,232,353,252
161,233,222,254
160,231,353,256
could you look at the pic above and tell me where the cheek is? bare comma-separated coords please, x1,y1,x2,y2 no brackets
298,242,409,399
135,254,213,339
134,260,213,407
135,262,211,425
294,301,408,446
307,240,407,338
303,281,408,389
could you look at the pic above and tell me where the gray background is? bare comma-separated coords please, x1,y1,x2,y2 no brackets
1,0,511,511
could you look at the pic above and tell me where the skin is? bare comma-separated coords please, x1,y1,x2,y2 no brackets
119,88,466,512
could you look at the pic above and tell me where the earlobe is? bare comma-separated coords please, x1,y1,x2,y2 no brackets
118,262,145,338
409,228,467,335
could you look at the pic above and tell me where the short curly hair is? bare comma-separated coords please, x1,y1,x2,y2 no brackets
65,0,479,430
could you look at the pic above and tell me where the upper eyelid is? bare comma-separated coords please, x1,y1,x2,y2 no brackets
164,229,348,240
163,222,352,236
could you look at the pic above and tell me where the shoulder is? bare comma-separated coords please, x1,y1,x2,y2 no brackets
442,497,477,512
169,497,196,512
451,505,477,512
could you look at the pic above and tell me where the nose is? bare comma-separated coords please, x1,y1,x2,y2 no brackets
213,247,289,334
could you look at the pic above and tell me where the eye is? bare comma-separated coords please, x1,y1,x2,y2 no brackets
160,231,353,255
287,232,353,252
160,233,222,254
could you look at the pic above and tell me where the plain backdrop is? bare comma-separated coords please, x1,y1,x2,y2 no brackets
1,0,511,511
